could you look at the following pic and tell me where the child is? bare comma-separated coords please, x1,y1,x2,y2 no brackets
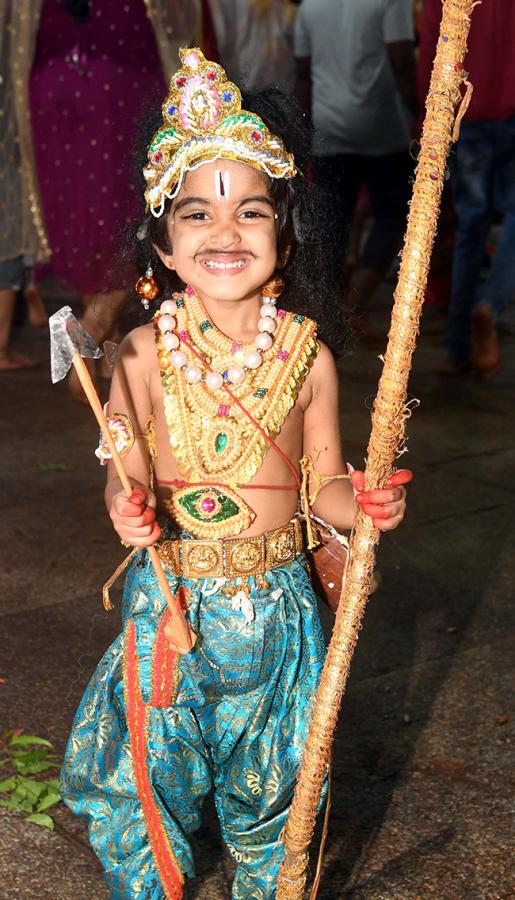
61,49,411,899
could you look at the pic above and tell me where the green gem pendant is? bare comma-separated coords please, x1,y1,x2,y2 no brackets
215,432,228,454
180,489,239,523
167,485,256,538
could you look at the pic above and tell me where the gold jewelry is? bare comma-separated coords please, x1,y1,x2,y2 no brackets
165,485,256,539
120,539,132,548
135,263,159,310
154,290,319,540
158,519,303,580
144,48,296,217
95,407,135,465
155,291,318,486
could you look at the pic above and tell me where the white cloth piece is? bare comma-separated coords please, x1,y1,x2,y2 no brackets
201,578,227,597
232,589,255,626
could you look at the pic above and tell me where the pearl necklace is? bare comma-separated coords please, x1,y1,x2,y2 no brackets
156,287,278,388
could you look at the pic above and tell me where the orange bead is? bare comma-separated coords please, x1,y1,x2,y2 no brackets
262,276,285,299
135,275,159,300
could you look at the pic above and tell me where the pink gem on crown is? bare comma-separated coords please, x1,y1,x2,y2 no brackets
217,405,230,417
277,349,289,361
277,309,286,319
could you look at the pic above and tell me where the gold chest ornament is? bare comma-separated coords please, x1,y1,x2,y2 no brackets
154,289,319,538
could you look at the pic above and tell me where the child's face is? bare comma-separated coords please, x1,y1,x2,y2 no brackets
163,160,279,304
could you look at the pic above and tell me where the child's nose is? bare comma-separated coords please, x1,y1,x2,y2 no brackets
210,221,242,248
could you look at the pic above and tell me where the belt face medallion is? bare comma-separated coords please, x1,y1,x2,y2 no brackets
228,540,264,575
166,486,255,539
183,542,221,577
268,528,296,565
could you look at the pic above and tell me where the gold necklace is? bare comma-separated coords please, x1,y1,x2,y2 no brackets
154,290,319,537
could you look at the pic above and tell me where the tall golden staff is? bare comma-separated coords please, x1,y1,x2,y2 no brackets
277,1,477,895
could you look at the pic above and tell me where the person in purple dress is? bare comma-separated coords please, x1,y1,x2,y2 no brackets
29,1,160,394
16,0,199,395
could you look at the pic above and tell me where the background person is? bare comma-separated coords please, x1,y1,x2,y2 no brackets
208,0,296,92
5,0,200,393
294,0,417,336
0,1,49,370
419,0,515,378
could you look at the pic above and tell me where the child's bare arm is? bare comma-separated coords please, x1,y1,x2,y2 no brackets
104,326,161,547
302,342,356,531
303,342,411,533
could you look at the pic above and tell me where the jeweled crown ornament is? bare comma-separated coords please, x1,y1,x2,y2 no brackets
144,47,297,217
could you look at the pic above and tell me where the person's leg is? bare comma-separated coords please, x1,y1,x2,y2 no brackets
442,121,495,367
348,150,412,321
61,557,213,897
0,257,38,370
478,115,515,323
209,561,327,899
68,288,126,400
22,255,48,330
466,119,515,378
312,154,361,289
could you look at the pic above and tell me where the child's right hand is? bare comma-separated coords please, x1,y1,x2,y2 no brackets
109,486,161,548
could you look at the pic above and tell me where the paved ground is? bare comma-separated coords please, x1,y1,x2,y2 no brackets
1,286,514,899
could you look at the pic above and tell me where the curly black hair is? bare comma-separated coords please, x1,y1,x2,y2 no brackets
125,87,352,356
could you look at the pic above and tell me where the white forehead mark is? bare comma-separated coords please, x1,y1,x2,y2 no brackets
214,168,231,201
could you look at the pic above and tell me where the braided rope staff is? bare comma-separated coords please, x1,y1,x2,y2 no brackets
277,1,478,895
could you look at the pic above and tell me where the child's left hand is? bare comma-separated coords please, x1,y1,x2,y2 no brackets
350,468,413,531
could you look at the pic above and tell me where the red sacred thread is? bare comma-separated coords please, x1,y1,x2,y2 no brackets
156,477,297,492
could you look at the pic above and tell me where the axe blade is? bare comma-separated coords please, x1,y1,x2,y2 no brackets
49,306,103,383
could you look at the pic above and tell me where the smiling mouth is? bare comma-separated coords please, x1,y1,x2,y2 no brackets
203,259,247,270
198,253,252,273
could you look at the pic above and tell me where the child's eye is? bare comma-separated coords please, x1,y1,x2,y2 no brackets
183,211,209,221
239,209,269,220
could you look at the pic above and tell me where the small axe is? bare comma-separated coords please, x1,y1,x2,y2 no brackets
49,306,196,655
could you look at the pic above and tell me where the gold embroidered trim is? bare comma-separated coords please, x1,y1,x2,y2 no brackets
123,619,184,898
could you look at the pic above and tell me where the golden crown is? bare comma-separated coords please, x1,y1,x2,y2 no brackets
143,48,297,217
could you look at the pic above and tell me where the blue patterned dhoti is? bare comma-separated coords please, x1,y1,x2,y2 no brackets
61,544,327,899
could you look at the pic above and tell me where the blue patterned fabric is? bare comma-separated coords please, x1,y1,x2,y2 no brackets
61,545,327,899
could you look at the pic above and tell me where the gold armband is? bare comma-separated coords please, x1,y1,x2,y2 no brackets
95,403,135,466
299,451,350,550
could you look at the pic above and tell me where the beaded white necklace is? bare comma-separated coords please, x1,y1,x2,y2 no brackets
156,286,278,388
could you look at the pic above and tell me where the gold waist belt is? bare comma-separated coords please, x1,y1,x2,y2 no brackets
158,519,304,580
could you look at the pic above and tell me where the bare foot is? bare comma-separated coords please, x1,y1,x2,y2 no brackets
0,351,39,371
25,283,49,330
436,357,470,376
